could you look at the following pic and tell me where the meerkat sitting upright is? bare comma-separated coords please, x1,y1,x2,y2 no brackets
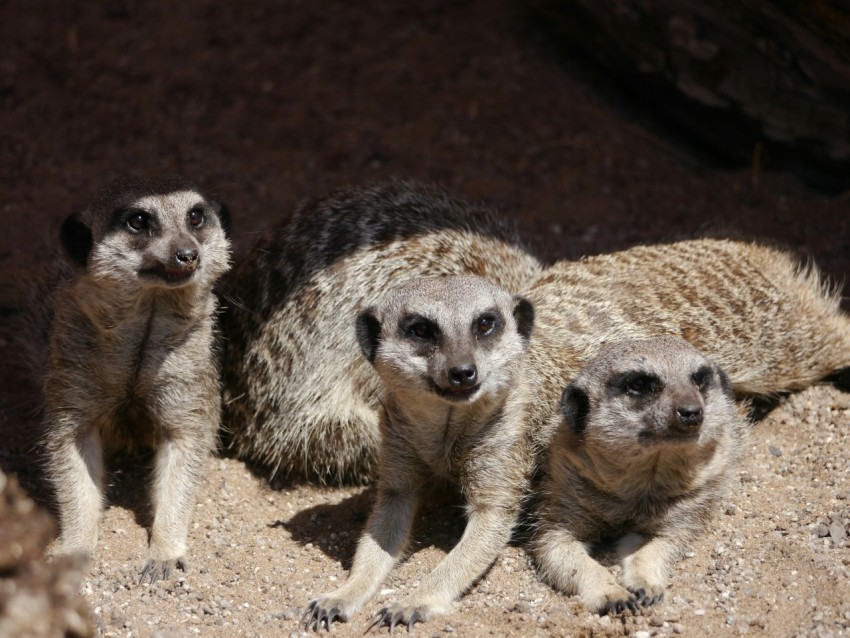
220,181,542,485
303,275,535,632
533,337,746,614
41,176,231,583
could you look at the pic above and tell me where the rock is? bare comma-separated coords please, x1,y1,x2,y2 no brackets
829,522,847,541
0,470,93,637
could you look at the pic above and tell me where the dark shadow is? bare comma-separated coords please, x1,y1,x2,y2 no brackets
826,368,850,393
279,483,469,569
513,1,850,194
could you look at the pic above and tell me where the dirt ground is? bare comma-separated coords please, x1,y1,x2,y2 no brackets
0,1,848,637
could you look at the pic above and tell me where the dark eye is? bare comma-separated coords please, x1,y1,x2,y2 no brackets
188,207,206,228
126,212,150,233
474,314,497,337
407,320,438,341
623,374,658,397
692,366,713,392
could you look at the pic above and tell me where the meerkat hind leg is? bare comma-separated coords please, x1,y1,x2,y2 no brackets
140,437,203,585
303,489,419,631
54,429,104,557
618,532,678,607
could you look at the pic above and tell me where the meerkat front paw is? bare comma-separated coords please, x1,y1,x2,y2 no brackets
584,582,640,615
139,557,187,586
368,600,450,633
622,577,665,608
302,594,358,632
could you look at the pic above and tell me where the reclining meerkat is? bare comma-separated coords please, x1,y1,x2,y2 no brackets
532,337,746,614
219,181,542,485
40,176,232,583
224,192,850,485
302,275,535,632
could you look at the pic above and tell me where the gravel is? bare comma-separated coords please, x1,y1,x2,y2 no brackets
22,383,842,638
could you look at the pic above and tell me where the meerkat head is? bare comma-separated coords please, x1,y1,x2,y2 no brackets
559,336,734,454
60,175,232,291
356,275,534,404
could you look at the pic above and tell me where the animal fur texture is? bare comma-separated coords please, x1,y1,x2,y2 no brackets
303,275,535,631
223,182,850,486
532,336,746,613
219,181,542,485
41,176,231,583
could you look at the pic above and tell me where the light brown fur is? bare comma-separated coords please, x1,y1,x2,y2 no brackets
220,181,542,485
41,176,231,583
224,192,850,486
303,275,535,631
532,337,746,614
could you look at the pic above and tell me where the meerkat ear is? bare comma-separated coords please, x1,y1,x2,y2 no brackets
60,212,93,267
212,200,231,238
561,384,590,435
715,365,734,399
512,295,534,340
355,307,382,363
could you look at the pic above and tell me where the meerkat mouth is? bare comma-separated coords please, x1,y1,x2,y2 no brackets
139,264,197,286
429,380,481,402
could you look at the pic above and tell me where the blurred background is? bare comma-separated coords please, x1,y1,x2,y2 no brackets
1,0,848,267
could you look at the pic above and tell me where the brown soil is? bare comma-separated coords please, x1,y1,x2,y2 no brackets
0,1,848,637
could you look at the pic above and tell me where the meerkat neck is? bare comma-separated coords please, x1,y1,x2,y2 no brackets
71,275,214,332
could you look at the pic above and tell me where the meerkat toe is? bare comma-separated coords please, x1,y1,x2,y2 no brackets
368,602,436,633
138,557,187,586
627,585,664,608
589,584,640,616
303,596,351,632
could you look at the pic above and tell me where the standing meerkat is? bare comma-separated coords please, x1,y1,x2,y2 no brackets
302,275,535,632
219,181,542,485
42,176,232,583
532,337,746,614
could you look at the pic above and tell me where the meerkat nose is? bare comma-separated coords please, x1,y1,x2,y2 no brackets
449,364,478,388
175,248,199,266
675,404,704,428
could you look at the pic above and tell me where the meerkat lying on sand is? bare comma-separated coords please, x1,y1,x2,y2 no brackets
532,337,746,614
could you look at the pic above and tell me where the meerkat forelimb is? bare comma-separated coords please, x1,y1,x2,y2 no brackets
42,176,232,584
533,336,746,614
303,275,535,632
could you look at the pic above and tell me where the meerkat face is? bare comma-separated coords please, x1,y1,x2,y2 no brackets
560,336,733,454
60,176,232,291
356,275,534,403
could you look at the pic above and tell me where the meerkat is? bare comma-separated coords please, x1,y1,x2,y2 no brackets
523,239,850,443
531,336,746,614
41,175,232,584
302,275,536,632
224,210,850,485
219,181,542,485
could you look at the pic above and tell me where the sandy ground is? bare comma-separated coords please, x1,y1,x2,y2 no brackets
65,384,848,638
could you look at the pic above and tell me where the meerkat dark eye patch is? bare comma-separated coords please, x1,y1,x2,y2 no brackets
401,315,440,342
111,208,153,234
691,365,713,393
187,206,206,229
472,309,502,339
614,371,661,397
